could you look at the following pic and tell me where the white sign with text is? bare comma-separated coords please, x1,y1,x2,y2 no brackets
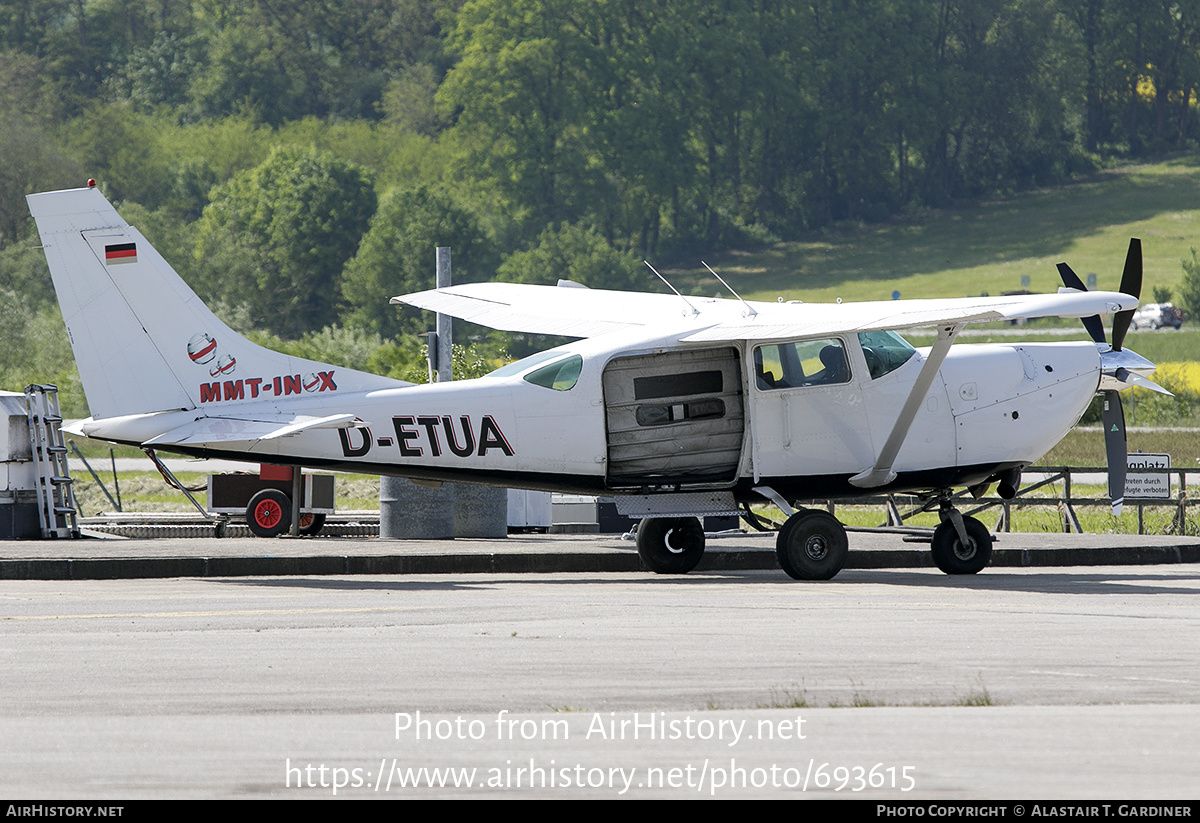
1125,453,1171,499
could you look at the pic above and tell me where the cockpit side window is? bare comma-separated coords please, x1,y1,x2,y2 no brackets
857,331,916,379
524,354,583,391
754,338,851,390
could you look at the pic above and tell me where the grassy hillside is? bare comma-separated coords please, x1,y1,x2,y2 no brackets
668,158,1200,305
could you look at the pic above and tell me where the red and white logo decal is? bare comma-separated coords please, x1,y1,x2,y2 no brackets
187,332,218,364
209,354,236,377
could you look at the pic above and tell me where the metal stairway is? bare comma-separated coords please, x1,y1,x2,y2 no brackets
24,385,79,538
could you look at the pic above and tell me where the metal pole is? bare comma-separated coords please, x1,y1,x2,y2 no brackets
290,467,302,537
68,440,121,512
379,246,458,539
436,247,452,383
1177,471,1188,535
1062,470,1071,533
110,448,121,511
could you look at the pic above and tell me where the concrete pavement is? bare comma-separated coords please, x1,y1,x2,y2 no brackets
3,526,1199,580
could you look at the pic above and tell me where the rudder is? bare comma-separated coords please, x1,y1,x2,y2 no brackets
27,184,400,419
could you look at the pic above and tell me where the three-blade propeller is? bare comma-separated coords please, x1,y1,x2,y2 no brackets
1056,239,1163,515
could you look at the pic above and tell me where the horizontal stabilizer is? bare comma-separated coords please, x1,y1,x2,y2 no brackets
144,413,365,449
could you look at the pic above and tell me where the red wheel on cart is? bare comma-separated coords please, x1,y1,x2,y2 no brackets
298,512,326,536
246,489,291,537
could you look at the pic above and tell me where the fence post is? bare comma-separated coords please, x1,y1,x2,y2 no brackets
1061,470,1071,533
1176,470,1188,536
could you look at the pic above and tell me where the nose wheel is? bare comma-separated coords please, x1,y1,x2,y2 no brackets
776,510,849,580
931,502,993,574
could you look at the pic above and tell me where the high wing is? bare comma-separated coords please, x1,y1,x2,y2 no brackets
681,290,1136,341
391,281,708,337
392,281,1137,340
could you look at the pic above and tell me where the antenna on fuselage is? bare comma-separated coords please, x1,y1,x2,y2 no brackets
702,260,756,318
644,261,700,317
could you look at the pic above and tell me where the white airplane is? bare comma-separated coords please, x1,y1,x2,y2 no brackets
27,183,1164,579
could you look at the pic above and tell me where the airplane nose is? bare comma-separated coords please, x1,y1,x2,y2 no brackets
1097,346,1169,394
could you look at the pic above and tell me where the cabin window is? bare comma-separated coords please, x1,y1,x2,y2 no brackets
754,339,851,390
634,370,722,399
857,331,916,379
524,355,583,391
635,398,726,427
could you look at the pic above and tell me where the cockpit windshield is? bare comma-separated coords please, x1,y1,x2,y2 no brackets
524,355,582,391
486,350,567,379
857,331,916,379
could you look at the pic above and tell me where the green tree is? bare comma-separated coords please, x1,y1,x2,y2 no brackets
0,119,83,245
1180,248,1200,320
195,145,376,337
109,31,203,112
401,341,503,383
188,25,301,126
245,323,423,380
496,222,645,290
438,0,599,235
341,184,491,338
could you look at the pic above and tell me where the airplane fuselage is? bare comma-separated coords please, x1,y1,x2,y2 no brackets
73,328,1102,504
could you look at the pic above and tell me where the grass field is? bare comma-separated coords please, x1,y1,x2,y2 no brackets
669,158,1200,305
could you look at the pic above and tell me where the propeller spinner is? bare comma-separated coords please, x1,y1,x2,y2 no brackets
1056,238,1168,515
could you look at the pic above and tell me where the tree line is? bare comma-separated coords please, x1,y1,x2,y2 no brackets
3,0,1200,413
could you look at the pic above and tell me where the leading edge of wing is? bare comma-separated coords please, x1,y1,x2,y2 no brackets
679,290,1138,342
391,282,732,338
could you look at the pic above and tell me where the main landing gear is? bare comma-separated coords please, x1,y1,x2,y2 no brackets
635,509,854,580
637,494,995,580
776,509,848,580
636,516,706,574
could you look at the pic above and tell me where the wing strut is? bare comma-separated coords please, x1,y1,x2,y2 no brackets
849,324,963,489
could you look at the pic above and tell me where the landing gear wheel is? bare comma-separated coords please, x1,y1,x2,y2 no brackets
776,511,848,580
298,512,326,536
931,515,992,574
246,489,291,537
636,517,705,574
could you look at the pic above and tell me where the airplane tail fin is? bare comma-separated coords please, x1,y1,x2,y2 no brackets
27,184,402,420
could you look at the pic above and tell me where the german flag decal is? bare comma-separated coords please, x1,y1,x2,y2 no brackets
104,242,137,265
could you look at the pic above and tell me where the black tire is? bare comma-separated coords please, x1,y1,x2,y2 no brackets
776,510,849,580
930,515,993,574
298,512,326,536
246,489,291,537
636,517,705,574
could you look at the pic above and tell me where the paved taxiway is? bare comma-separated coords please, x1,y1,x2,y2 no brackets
5,528,1200,578
1,561,1198,798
